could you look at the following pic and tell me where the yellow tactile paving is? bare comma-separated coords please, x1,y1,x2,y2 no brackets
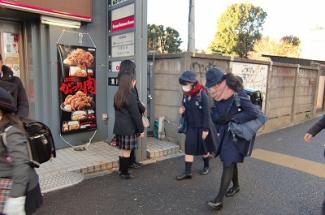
252,149,325,179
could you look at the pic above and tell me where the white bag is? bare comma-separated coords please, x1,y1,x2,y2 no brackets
142,116,150,128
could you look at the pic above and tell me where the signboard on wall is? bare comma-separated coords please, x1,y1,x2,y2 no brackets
0,0,92,21
112,16,135,32
111,32,135,58
111,3,134,32
112,3,134,20
112,44,134,58
57,45,97,134
111,61,121,72
111,32,134,46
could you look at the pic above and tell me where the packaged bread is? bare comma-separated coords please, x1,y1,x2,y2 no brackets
71,110,87,121
68,121,80,131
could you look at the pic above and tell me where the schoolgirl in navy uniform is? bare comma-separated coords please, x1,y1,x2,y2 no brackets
205,68,259,210
176,70,217,180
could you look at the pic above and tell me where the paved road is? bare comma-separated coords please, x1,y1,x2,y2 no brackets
35,119,325,215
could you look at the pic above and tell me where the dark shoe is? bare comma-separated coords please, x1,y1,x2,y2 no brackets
176,173,192,180
129,162,142,169
207,199,223,210
225,186,240,197
200,167,209,175
120,173,134,179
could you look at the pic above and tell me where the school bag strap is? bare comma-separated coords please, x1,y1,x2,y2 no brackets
0,126,13,147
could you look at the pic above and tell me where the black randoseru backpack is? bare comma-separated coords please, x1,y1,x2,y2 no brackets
23,120,56,167
1,120,56,168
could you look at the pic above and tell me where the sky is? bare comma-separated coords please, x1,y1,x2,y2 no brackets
148,0,325,60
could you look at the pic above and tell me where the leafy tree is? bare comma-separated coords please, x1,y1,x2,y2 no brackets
147,24,182,53
209,3,267,58
250,35,301,59
278,35,301,57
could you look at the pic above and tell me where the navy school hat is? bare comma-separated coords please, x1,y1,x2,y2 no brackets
179,70,197,85
0,87,16,113
205,68,225,88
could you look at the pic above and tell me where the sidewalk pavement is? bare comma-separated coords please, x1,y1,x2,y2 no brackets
36,137,181,193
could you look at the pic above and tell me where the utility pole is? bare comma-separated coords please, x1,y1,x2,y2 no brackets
187,0,195,52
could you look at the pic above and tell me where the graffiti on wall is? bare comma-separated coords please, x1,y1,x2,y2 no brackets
231,62,268,110
191,61,226,83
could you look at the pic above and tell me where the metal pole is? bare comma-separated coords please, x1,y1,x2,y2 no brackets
187,0,195,52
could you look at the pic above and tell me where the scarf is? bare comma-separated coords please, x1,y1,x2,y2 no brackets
213,80,234,101
184,83,205,96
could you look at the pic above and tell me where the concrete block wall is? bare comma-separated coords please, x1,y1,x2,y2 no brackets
151,53,320,141
154,57,183,122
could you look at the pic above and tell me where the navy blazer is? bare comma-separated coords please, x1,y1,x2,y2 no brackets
183,90,209,130
211,91,259,166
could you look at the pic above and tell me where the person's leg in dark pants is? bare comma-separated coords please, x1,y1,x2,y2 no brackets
225,163,240,197
208,163,235,210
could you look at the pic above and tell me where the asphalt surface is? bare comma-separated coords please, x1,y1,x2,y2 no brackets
35,118,325,215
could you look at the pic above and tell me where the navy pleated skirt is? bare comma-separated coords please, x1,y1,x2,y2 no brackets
185,127,216,156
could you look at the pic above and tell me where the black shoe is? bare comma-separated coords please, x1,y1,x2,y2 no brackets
120,173,134,179
200,167,209,175
176,173,192,180
225,186,240,197
130,162,142,169
207,199,223,210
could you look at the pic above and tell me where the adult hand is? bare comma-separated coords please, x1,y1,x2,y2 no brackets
140,132,145,138
4,196,26,215
179,106,185,114
304,133,313,143
202,131,209,140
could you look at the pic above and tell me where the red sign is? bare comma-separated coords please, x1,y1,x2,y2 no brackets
59,76,96,95
112,15,135,32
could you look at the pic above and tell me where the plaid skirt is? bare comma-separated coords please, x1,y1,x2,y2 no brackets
0,178,12,214
116,135,138,150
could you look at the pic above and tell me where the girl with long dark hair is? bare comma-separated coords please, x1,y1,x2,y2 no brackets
117,60,145,169
113,61,144,179
205,68,259,210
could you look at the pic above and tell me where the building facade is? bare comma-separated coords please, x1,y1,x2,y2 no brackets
0,0,147,160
